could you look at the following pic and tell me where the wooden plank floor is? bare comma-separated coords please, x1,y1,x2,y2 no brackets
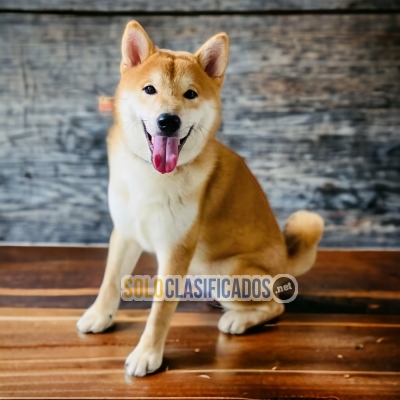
0,247,399,399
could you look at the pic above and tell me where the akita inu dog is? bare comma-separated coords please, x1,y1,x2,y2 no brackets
77,21,324,377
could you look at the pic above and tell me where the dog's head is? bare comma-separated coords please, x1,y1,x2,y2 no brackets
115,21,229,174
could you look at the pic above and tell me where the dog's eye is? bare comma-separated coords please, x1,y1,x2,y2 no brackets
143,85,157,95
184,90,198,100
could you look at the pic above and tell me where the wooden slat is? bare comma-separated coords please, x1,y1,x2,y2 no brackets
0,249,155,288
289,250,400,314
1,247,399,292
0,14,400,247
1,0,399,12
0,245,108,262
2,293,397,314
1,247,399,313
0,309,399,399
1,376,399,400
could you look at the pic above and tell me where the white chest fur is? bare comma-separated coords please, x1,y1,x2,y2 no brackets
108,144,209,254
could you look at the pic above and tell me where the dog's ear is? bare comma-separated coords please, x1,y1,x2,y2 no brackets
196,33,229,82
120,21,155,74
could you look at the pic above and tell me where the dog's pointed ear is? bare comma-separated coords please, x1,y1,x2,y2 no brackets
196,33,229,82
120,21,155,74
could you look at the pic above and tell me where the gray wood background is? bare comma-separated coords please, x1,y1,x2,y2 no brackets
0,1,399,247
0,0,400,12
1,1,399,11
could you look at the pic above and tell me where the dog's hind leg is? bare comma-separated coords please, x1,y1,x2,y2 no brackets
218,300,284,334
77,229,142,333
216,260,285,335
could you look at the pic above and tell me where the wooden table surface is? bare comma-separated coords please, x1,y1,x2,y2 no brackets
0,246,399,399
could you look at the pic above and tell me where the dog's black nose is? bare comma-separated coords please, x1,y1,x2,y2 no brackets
157,113,181,136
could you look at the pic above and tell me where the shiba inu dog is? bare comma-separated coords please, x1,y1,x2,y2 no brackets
77,20,324,377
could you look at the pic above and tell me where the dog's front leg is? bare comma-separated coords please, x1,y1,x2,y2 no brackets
125,244,194,377
77,229,142,333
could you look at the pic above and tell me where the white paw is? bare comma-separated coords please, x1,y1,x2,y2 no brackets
125,343,163,377
76,305,114,333
218,304,285,334
218,310,248,334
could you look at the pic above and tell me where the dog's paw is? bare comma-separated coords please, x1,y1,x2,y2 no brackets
125,343,163,377
218,310,248,334
218,303,285,335
76,305,114,333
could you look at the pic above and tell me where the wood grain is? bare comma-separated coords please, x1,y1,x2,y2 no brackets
0,308,399,399
0,14,399,246
0,246,399,314
1,0,399,12
0,247,399,398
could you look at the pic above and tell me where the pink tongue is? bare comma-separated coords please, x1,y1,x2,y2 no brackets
152,136,179,174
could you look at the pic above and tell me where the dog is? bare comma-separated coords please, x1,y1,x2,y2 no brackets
77,20,324,377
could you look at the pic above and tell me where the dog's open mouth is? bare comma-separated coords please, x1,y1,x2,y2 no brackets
142,122,193,174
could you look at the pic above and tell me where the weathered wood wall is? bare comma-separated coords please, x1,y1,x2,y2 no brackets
1,1,400,11
0,2,399,247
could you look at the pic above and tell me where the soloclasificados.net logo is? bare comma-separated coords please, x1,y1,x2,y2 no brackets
121,274,298,304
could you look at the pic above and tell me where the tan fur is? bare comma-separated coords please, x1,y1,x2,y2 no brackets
77,21,324,377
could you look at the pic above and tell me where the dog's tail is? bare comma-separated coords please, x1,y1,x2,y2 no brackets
283,210,324,277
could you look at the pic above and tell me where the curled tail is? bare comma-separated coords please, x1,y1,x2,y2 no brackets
284,210,324,277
